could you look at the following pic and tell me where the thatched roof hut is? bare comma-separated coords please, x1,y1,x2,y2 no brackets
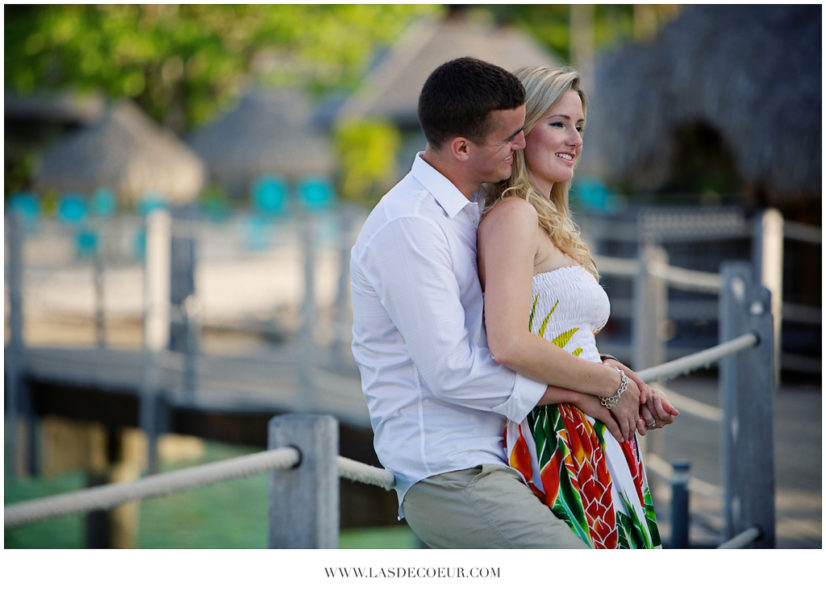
579,5,820,208
187,88,335,199
33,100,205,205
5,90,105,125
336,13,562,128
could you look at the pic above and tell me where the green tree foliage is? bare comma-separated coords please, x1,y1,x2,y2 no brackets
4,4,439,133
334,119,401,204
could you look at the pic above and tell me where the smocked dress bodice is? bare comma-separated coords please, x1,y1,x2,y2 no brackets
529,265,609,363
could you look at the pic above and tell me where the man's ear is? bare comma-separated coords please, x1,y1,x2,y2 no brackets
449,136,472,162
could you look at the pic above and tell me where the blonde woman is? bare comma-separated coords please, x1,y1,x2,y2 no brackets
478,66,678,548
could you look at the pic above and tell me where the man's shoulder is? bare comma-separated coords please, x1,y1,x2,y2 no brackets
361,176,443,233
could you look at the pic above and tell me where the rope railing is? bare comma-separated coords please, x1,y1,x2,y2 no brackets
718,527,762,549
638,332,758,384
4,447,300,529
594,253,722,293
645,454,724,500
593,254,638,277
782,221,821,245
647,261,722,294
338,456,395,491
3,447,395,529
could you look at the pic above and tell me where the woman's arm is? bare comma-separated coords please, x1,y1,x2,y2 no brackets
479,198,641,440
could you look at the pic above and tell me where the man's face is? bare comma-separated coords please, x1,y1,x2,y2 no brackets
467,105,527,184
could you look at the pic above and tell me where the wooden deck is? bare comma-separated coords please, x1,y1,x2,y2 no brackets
19,344,370,430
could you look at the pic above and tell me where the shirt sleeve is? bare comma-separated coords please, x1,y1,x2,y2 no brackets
358,215,544,423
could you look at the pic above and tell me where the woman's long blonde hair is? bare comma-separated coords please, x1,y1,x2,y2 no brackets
483,66,598,280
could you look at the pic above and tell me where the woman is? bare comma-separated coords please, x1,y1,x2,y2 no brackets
477,66,678,548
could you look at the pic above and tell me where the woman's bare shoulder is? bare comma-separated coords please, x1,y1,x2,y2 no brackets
481,195,537,230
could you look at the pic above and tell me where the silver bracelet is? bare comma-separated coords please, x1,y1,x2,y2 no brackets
600,368,628,409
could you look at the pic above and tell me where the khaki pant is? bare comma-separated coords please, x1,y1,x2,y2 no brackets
402,464,588,549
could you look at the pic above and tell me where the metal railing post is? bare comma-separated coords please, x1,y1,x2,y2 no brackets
268,414,339,548
669,460,691,548
720,261,776,548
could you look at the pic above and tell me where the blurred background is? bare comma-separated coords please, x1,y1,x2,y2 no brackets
4,4,821,549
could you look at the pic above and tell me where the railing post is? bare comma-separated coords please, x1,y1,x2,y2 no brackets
720,261,776,548
92,228,106,348
5,212,35,477
330,208,355,370
298,215,316,410
169,208,199,405
751,208,783,382
268,414,339,548
169,208,198,355
633,243,668,462
633,243,668,370
669,460,691,548
140,209,172,474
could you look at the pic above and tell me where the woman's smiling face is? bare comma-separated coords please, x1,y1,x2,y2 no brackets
523,89,585,196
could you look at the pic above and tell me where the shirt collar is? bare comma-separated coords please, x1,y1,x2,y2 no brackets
411,153,478,219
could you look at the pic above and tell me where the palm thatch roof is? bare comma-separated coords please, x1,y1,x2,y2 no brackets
187,88,335,199
33,100,205,204
580,4,820,204
5,90,106,124
336,14,562,128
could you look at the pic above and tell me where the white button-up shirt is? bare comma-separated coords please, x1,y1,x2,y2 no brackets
350,154,546,516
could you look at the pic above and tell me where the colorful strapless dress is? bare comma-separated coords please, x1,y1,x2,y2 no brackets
505,266,662,548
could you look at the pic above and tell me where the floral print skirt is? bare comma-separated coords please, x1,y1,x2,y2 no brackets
506,403,662,549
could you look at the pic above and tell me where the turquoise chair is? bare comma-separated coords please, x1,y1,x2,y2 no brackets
296,177,335,211
252,175,289,218
75,226,100,258
57,193,88,225
8,192,40,233
571,178,621,213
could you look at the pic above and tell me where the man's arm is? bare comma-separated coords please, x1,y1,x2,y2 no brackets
538,385,624,442
357,215,544,423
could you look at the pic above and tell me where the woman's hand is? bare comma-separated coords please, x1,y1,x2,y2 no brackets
637,387,680,434
604,369,641,443
602,358,649,406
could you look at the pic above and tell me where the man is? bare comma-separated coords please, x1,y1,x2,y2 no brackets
350,57,591,548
